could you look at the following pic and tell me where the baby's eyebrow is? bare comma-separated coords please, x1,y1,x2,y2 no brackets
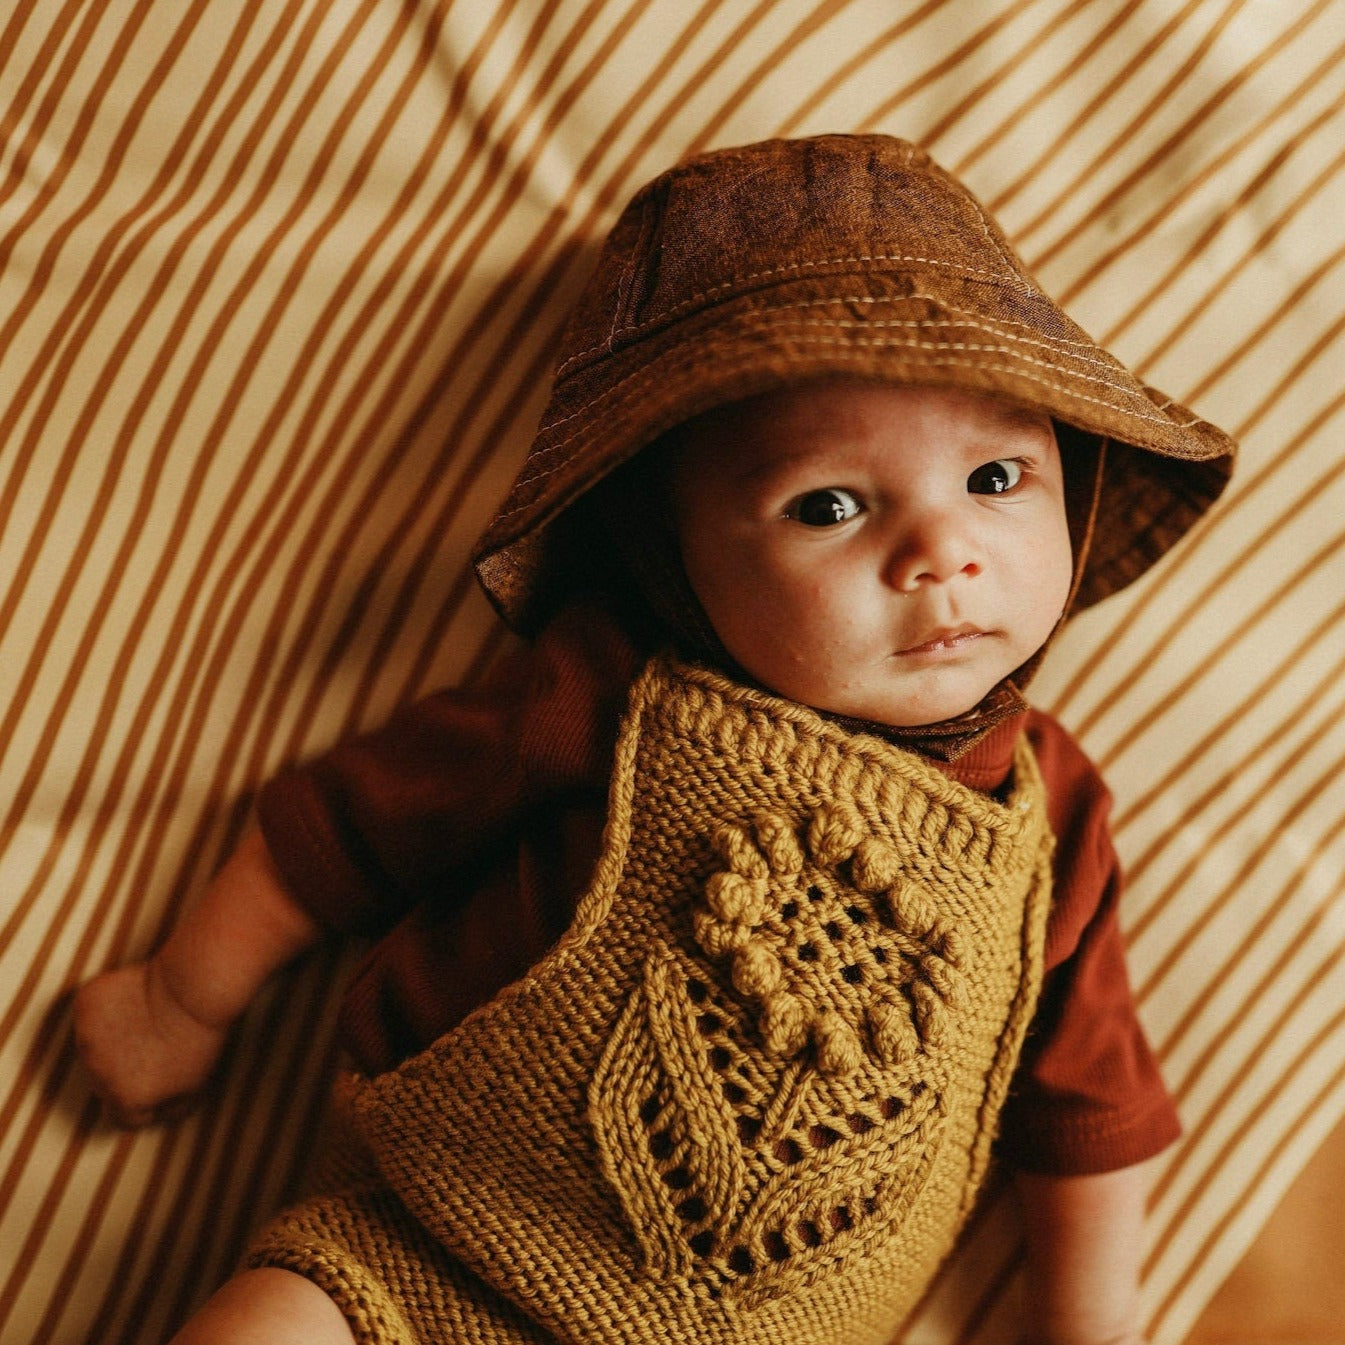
737,448,832,486
982,402,1055,435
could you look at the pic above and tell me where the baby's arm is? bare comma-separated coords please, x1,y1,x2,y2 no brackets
1015,1160,1152,1345
74,824,320,1126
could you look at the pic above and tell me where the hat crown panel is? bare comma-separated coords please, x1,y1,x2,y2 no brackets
580,136,1037,368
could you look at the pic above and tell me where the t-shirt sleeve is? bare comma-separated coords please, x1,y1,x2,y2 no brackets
996,712,1182,1175
254,600,641,938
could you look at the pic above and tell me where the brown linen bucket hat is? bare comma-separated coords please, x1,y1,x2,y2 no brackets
474,133,1235,633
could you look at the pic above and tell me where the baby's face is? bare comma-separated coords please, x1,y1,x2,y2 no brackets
669,379,1074,727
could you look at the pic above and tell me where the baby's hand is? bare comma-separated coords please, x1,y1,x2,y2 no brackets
73,961,230,1127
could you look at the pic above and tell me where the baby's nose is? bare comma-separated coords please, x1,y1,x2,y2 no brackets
884,517,982,591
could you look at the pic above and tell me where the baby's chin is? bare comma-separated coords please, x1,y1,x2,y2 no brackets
735,651,1022,730
809,680,1005,730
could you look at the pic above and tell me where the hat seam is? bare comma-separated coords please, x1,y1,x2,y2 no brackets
524,312,1204,472
493,343,1210,525
733,301,1129,373
750,293,1119,358
525,338,1200,483
581,293,1136,396
556,253,1038,376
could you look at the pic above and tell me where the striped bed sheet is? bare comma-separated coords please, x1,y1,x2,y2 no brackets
0,1,1341,1341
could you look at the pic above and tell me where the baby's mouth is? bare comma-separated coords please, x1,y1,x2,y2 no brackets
895,625,986,657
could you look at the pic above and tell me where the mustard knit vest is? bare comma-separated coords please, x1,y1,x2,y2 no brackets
249,656,1054,1345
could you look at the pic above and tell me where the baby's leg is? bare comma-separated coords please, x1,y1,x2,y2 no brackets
170,1268,355,1344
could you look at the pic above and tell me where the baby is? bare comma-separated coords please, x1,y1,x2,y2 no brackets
75,134,1235,1345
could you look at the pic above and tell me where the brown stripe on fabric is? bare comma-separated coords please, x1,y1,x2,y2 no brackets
0,0,115,214
0,1025,82,1216
0,0,401,1055
64,1120,192,1345
980,0,1215,217
1129,761,1345,1104
923,0,1118,152
1050,379,1345,725
0,0,423,1275
0,0,161,278
1062,49,1345,320
1089,513,1344,775
892,1182,1015,1339
1135,741,1345,1039
1,1101,137,1345
0,0,306,535
343,312,574,722
955,1238,1026,1343
378,333,575,712
949,0,1149,175
0,1097,104,1341
1152,860,1344,1144
1148,925,1345,1267
0,0,216,359
1116,599,1345,877
461,617,517,690
0,0,48,85
772,0,967,140
1121,112,1345,375
678,0,858,159
213,0,637,763
0,0,360,656
1007,0,1268,254
1145,1010,1345,1329
1182,234,1345,410
0,0,273,390
857,0,1052,133
1151,1067,1345,1339
159,951,350,1333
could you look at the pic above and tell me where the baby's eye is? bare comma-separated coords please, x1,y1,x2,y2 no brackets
787,488,863,527
967,459,1024,495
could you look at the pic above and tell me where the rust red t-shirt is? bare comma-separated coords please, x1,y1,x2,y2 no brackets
257,600,1179,1176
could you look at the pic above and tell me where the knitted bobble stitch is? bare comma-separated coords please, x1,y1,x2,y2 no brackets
807,802,866,867
940,927,968,970
714,823,771,879
850,837,903,892
888,883,936,938
761,991,810,1057
694,908,753,958
706,871,770,925
753,812,806,874
911,981,947,1048
815,1016,865,1077
867,999,920,1066
922,950,964,1007
733,942,785,998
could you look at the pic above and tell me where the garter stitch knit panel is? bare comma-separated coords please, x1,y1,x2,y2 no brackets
249,656,1053,1344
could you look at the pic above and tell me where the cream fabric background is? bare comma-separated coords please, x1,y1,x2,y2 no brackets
0,1,1342,1341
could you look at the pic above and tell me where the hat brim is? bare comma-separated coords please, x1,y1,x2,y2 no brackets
475,269,1234,630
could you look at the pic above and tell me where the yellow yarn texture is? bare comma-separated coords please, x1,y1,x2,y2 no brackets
249,656,1054,1344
